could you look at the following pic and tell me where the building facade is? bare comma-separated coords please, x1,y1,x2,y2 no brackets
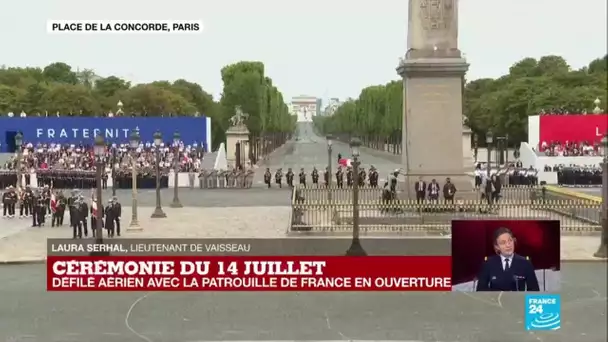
323,98,341,116
291,95,319,122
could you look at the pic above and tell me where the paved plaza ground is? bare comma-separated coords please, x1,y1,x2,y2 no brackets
0,263,605,342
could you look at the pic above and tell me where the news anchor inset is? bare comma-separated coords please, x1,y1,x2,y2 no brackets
476,227,540,292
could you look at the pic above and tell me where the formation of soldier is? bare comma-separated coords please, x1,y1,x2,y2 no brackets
1,184,122,239
1,185,62,227
68,190,122,239
198,167,255,189
263,166,379,188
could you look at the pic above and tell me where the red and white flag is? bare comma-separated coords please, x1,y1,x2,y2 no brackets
338,158,352,167
50,194,57,213
91,201,98,217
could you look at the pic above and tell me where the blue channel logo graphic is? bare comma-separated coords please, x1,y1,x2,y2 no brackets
525,294,561,331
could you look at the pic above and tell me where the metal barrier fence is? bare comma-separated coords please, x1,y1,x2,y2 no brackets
290,185,602,235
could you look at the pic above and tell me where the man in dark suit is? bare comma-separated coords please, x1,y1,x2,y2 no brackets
476,227,540,292
414,177,426,204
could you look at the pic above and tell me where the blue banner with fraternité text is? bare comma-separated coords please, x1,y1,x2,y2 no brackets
0,117,211,152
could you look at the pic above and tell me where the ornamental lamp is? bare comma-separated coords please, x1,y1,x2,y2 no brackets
129,129,140,149
14,132,23,147
486,130,493,144
94,135,105,158
326,134,334,147
350,137,361,158
153,131,162,147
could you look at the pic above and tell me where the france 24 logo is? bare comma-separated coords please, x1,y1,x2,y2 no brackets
525,294,561,331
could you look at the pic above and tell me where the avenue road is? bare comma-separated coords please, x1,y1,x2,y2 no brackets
252,122,401,185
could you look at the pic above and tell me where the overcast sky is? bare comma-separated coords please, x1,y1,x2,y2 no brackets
1,0,606,102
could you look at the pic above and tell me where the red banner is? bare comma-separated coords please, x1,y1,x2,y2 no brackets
539,114,607,143
47,256,452,291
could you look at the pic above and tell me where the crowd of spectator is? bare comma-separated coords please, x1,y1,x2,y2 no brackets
537,108,600,115
543,164,603,186
538,140,603,157
3,111,197,118
2,141,205,174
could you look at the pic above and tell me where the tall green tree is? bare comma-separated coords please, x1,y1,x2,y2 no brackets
315,55,607,148
0,61,293,152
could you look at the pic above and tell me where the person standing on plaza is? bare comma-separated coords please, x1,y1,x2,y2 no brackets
104,199,115,238
112,196,122,236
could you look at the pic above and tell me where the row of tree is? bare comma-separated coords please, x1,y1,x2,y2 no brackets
314,55,607,146
0,61,295,150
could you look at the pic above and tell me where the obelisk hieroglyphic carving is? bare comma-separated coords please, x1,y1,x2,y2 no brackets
407,0,460,57
398,0,473,199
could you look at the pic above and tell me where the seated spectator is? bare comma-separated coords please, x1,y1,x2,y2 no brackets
538,140,601,156
10,140,205,177
538,108,586,116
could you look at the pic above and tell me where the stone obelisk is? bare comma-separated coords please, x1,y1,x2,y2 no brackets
396,0,473,199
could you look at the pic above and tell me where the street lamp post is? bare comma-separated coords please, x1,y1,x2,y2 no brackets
151,131,167,218
128,129,141,230
326,134,333,188
15,132,23,188
111,147,117,197
594,134,608,258
171,131,183,208
505,134,509,166
473,134,478,163
486,130,493,178
93,135,106,245
345,137,367,256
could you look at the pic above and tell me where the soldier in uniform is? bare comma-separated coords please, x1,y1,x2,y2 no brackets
102,170,109,189
264,168,272,188
275,168,283,188
236,167,245,188
80,195,89,237
286,168,295,188
369,166,379,188
298,168,306,187
90,197,102,237
2,186,17,218
51,191,67,227
198,169,208,189
218,169,227,188
20,186,34,218
33,190,46,226
42,185,51,217
346,167,353,187
112,196,122,236
208,169,218,188
71,196,84,239
244,168,255,188
380,182,392,213
526,166,538,186
358,167,366,187
335,167,344,188
311,167,319,186
104,199,115,237
227,168,237,188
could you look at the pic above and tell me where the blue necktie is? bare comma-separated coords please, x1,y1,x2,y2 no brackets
505,258,510,271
